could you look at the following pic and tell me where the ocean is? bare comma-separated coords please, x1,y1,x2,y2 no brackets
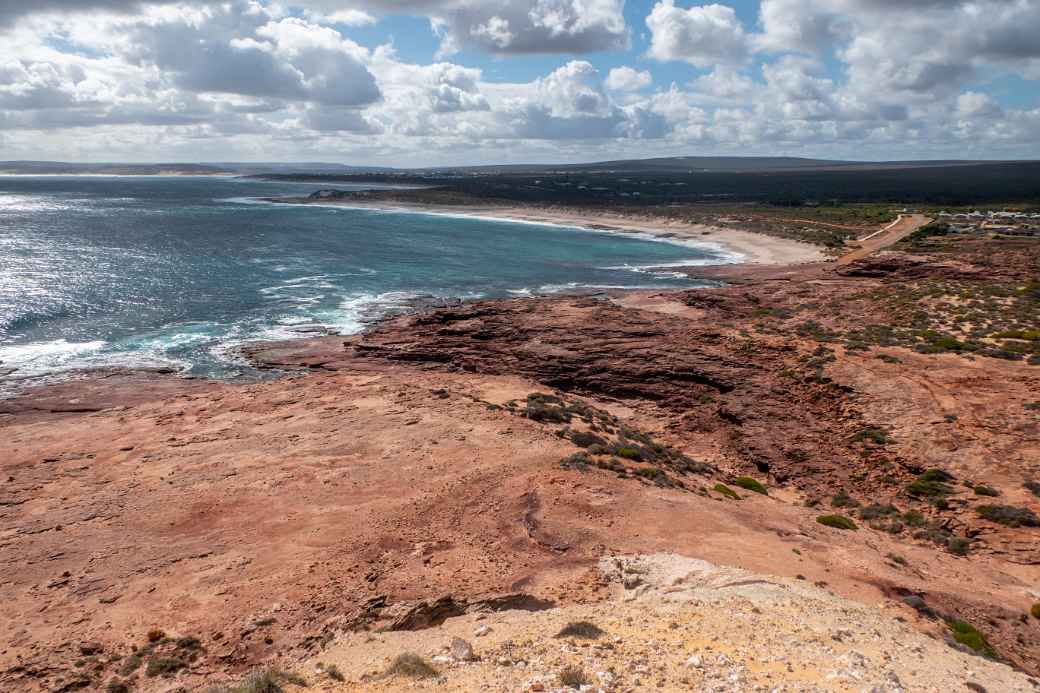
0,176,734,386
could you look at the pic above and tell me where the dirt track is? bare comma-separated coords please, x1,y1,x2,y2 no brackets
837,214,931,265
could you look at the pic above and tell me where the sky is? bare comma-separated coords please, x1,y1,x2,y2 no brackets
0,0,1038,166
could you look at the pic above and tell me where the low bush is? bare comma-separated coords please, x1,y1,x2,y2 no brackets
386,653,438,680
902,510,926,527
849,427,891,445
947,536,972,556
525,393,571,423
948,620,997,658
973,485,999,497
860,504,900,520
976,505,1040,528
613,446,643,461
817,514,857,530
555,621,605,640
559,452,590,471
733,477,767,495
907,469,956,497
146,656,186,678
831,489,860,508
570,430,607,448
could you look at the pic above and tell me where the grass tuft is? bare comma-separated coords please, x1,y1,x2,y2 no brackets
558,665,591,689
713,483,740,500
205,667,306,693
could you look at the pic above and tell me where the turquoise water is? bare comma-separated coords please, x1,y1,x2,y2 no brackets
0,176,734,383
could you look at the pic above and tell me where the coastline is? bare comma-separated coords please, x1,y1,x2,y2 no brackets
265,197,828,266
4,237,1039,689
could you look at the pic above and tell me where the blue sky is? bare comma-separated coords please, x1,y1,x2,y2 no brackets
0,0,1038,164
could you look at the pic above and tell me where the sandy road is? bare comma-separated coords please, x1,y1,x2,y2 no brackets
837,213,932,265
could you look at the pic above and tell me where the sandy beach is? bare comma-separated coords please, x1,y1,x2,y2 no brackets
273,198,829,266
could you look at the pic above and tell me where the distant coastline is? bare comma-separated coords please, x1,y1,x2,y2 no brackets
262,195,827,266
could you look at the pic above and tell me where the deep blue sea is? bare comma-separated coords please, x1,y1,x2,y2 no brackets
0,176,734,385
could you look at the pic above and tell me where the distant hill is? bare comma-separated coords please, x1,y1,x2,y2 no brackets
0,161,396,176
427,156,1026,174
0,161,233,176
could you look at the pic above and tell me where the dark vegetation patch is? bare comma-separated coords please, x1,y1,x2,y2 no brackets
120,631,204,679
524,392,712,489
907,469,957,498
555,621,605,640
976,505,1040,528
832,489,860,508
973,485,1000,497
849,427,892,445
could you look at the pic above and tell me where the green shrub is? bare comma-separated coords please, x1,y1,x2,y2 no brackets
886,553,907,566
860,504,899,520
947,536,971,555
992,329,1040,341
817,514,857,530
525,393,570,423
570,430,607,448
948,620,996,658
146,656,186,678
733,477,767,495
386,654,438,680
849,427,891,445
1031,603,1040,619
713,483,740,500
559,452,590,471
556,621,604,640
907,469,956,497
614,446,642,461
902,510,926,526
1025,480,1040,498
976,505,1040,527
207,668,306,693
973,485,999,497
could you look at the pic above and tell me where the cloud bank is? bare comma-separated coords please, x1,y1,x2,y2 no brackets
0,0,1036,164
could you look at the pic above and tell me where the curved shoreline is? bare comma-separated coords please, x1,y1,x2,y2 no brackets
261,196,828,266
